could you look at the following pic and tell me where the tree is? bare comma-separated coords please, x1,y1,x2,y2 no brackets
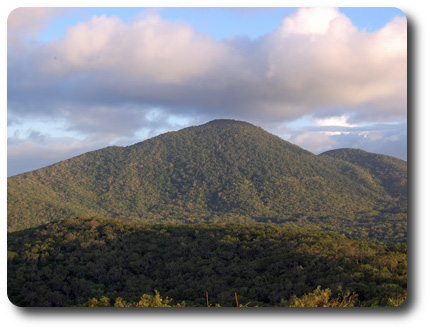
86,291,186,307
281,286,357,307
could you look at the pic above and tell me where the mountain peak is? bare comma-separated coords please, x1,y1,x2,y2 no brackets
8,119,407,243
202,119,255,127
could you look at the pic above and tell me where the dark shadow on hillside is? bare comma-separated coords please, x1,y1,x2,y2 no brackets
8,217,407,311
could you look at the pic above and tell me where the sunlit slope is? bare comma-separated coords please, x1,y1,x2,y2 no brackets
8,120,407,233
321,148,407,199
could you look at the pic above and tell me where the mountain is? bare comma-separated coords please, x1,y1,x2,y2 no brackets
321,148,407,199
7,119,407,242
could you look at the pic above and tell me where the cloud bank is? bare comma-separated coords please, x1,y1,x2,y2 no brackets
7,7,407,175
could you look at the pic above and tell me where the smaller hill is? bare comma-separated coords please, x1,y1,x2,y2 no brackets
320,148,407,199
7,120,407,244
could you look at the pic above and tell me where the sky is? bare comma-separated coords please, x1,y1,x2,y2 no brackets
7,7,407,176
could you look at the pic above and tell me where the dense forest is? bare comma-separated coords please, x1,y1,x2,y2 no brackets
8,217,406,307
7,120,407,245
7,120,407,307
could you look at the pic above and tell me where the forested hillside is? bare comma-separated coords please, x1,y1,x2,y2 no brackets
321,148,407,200
7,120,407,244
7,217,407,307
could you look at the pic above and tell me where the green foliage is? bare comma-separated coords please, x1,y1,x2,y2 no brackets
321,148,407,199
8,217,407,307
7,120,407,245
369,290,407,307
7,121,407,308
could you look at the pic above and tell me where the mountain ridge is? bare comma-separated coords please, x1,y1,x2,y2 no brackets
7,119,407,243
321,148,407,199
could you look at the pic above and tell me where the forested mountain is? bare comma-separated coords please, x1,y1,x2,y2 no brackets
321,148,407,199
7,217,407,307
7,119,407,244
7,120,408,307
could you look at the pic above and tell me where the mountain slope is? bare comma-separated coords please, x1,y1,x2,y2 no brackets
321,148,407,199
7,120,407,238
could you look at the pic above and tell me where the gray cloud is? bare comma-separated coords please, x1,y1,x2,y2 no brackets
7,8,407,174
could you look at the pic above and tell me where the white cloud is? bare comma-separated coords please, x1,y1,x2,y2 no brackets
7,8,408,173
8,7,406,122
37,13,231,84
314,115,357,127
265,8,406,116
280,7,347,36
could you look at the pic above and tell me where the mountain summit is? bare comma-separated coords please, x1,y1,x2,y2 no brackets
7,119,407,242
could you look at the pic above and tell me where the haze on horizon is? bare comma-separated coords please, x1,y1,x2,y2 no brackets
7,7,407,177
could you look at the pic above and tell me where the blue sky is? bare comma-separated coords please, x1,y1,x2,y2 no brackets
37,7,405,42
7,7,407,176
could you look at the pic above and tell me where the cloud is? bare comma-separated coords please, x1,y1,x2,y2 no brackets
8,7,60,34
288,120,407,159
7,7,407,173
8,7,63,47
7,136,102,176
314,115,357,127
9,8,406,123
292,132,338,153
37,13,230,84
280,7,343,35
264,9,406,118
